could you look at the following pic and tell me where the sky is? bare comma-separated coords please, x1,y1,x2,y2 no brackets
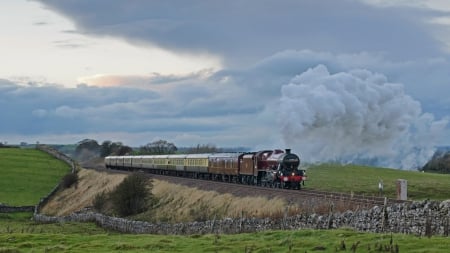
1,0,450,169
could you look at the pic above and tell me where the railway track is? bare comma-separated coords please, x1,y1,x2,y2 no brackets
129,171,407,212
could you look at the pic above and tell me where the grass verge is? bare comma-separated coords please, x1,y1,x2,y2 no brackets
306,163,450,200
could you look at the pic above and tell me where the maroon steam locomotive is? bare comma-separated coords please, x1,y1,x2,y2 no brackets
105,149,306,189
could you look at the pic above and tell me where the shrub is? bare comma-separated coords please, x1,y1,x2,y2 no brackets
110,173,152,216
93,191,108,212
61,172,78,189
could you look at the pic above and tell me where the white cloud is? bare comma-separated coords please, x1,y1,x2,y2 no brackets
278,65,448,169
359,0,450,11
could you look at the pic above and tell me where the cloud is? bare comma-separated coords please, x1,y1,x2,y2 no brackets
4,1,450,169
52,39,91,49
2,48,449,169
0,81,158,133
278,65,448,169
37,0,445,66
232,50,450,119
0,71,264,142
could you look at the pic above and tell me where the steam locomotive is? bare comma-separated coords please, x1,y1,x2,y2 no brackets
105,149,306,189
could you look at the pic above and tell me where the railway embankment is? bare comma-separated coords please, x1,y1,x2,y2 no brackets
34,199,449,236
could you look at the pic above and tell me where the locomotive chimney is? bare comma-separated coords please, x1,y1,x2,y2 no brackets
285,149,291,154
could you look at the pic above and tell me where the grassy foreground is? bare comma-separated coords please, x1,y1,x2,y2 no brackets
0,147,71,206
1,213,449,253
305,164,450,200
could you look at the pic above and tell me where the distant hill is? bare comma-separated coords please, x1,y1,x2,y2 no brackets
422,146,450,174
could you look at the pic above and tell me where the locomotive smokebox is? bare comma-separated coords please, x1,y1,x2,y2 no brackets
285,149,291,154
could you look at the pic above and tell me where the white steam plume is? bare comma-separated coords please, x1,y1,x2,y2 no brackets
279,65,448,169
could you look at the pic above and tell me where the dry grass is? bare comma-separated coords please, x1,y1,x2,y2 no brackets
43,169,359,223
41,169,291,221
149,181,288,222
40,169,126,216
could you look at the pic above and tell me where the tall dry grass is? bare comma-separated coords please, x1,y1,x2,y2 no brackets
41,169,126,216
148,180,289,222
41,169,290,220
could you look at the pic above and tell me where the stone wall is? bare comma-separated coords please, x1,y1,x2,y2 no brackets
36,144,77,173
33,145,79,214
0,204,34,213
33,200,449,236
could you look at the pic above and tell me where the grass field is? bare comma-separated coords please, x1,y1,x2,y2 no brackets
1,213,449,253
0,147,71,206
305,163,450,200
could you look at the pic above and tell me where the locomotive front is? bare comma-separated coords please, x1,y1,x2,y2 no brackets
276,149,305,189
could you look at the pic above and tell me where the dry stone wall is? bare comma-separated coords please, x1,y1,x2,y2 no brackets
33,145,78,214
0,204,34,213
33,200,449,236
36,145,77,173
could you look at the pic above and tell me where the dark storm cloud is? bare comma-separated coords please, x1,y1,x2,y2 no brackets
0,82,159,134
36,0,444,65
0,75,261,136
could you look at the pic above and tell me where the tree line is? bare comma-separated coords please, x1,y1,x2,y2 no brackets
422,149,450,174
73,139,224,159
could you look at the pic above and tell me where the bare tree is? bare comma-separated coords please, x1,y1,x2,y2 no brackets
100,141,132,157
187,144,219,154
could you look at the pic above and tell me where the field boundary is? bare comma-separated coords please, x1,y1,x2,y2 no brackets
0,204,34,213
36,144,77,174
33,200,450,236
32,145,79,214
0,145,78,214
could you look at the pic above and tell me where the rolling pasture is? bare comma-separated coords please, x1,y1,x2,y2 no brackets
306,163,450,200
0,147,70,206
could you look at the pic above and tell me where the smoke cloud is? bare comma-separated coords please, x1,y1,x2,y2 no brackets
279,65,448,169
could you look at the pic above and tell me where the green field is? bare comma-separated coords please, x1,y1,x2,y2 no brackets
305,164,450,200
0,147,71,206
0,213,449,252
